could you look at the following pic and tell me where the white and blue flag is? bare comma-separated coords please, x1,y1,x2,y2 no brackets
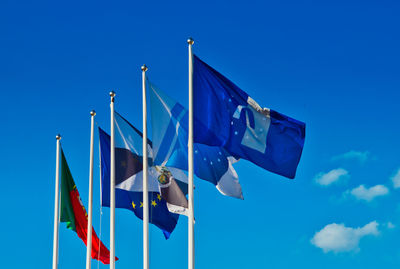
148,80,243,199
193,55,306,179
99,112,190,238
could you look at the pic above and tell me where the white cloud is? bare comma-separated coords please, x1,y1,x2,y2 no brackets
311,221,379,253
387,222,395,229
315,168,349,186
391,168,400,189
349,184,389,202
331,150,370,163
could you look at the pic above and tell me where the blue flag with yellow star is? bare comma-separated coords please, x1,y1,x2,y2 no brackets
99,126,179,239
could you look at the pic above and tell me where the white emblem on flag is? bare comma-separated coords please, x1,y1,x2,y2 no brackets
233,104,271,154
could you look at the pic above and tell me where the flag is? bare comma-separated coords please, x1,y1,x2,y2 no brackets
60,150,116,264
192,55,306,179
111,111,189,216
99,112,187,237
113,111,189,216
148,80,243,199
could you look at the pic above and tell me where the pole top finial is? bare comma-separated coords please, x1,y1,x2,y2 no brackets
56,134,62,140
109,91,116,97
187,37,194,45
90,110,96,116
141,65,148,72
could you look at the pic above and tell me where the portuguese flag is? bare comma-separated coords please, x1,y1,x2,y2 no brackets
60,150,117,264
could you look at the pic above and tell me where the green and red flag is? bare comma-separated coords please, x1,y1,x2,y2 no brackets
60,149,117,264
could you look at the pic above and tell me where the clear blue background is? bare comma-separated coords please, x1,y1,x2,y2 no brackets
1,0,400,268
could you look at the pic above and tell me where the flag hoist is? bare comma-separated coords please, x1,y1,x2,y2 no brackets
52,134,62,269
110,91,116,269
187,37,195,269
86,110,96,269
141,64,150,269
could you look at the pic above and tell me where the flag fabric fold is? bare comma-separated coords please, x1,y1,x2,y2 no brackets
99,111,188,237
60,150,116,264
148,80,243,199
156,165,189,215
192,55,306,179
113,111,189,216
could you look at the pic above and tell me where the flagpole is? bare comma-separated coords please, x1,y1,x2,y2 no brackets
52,134,61,269
86,111,96,269
187,37,195,269
141,65,149,269
110,91,116,269
98,138,103,268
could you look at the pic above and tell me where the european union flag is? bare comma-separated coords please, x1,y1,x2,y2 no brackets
193,55,306,179
99,124,179,239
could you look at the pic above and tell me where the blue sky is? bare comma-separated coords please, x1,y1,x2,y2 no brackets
1,0,400,268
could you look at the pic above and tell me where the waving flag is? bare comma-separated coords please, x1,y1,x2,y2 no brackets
99,111,189,236
60,150,116,264
113,111,189,215
193,55,306,179
148,80,243,199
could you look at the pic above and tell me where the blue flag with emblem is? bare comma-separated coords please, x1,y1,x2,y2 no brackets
99,112,186,238
193,55,306,179
148,80,243,199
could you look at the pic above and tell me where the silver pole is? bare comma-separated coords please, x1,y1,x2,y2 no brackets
187,37,195,269
97,138,103,269
86,111,96,269
110,92,116,269
52,134,62,269
141,65,150,269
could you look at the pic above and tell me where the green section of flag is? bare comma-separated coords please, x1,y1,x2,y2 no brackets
60,150,77,232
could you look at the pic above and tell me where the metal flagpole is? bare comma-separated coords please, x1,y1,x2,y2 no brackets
52,134,62,269
110,91,116,269
187,37,195,269
97,136,103,269
86,111,96,269
141,65,149,269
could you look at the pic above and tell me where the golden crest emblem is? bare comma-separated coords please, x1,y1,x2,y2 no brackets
156,166,172,185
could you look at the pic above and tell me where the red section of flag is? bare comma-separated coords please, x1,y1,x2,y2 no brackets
70,188,118,264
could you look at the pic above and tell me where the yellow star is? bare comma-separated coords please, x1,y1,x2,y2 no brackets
131,201,136,209
140,202,143,208
151,200,157,207
121,161,127,167
157,194,162,201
